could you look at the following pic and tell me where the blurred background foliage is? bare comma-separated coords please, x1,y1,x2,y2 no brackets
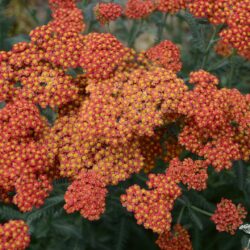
0,0,250,250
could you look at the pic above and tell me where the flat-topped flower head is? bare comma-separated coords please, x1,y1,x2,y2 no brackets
211,198,247,234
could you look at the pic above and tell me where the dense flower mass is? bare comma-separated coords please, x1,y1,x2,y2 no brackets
13,174,52,212
64,170,108,220
79,33,134,80
178,70,250,171
166,158,208,191
146,40,182,73
94,3,122,25
125,0,155,19
121,174,182,233
0,220,30,250
156,224,193,250
188,0,250,59
157,0,188,13
211,198,247,234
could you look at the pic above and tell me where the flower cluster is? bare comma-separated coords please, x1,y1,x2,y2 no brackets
211,198,247,234
125,0,155,19
189,0,250,59
13,174,52,212
79,33,133,80
64,170,108,220
146,40,182,73
157,0,188,14
121,174,182,233
156,224,193,250
166,158,208,191
0,100,53,211
178,70,250,171
0,220,30,250
94,3,122,25
0,0,83,108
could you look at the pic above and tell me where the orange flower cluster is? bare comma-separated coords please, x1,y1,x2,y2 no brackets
94,3,123,25
146,40,182,73
157,0,188,13
121,174,182,233
211,198,247,234
0,220,30,250
189,0,250,59
64,170,107,220
166,158,208,191
79,33,133,80
0,0,83,108
125,0,155,19
178,70,250,171
156,224,193,250
13,174,52,212
0,100,53,211
219,0,250,59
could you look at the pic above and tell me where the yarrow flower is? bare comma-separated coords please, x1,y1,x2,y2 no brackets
146,40,182,73
166,158,208,191
13,174,52,212
64,170,108,220
0,220,30,250
125,0,155,19
157,0,188,13
94,3,122,25
188,0,250,59
79,33,134,80
178,70,250,171
121,174,181,233
156,224,193,250
211,198,247,234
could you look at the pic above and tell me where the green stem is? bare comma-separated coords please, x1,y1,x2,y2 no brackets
128,19,143,48
207,57,229,71
177,206,185,224
227,49,237,88
156,13,168,44
177,198,213,217
190,205,213,217
201,24,223,69
106,23,111,33
136,174,148,182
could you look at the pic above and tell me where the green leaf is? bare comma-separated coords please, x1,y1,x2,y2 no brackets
188,207,203,230
26,195,64,223
114,218,128,250
0,204,25,220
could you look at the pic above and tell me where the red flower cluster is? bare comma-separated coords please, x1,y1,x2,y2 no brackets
0,100,53,210
157,0,188,13
0,220,30,250
125,0,155,19
219,0,250,59
146,40,182,73
64,170,108,220
94,3,122,25
189,0,250,59
166,158,208,191
121,174,181,233
13,174,52,212
156,224,193,250
79,33,133,80
211,198,247,234
0,0,83,108
178,70,250,171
